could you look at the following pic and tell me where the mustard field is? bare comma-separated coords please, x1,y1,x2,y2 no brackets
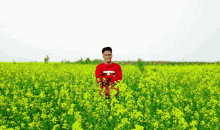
0,63,219,130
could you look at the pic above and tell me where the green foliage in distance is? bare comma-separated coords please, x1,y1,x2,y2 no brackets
135,58,145,74
85,58,92,64
75,58,85,64
73,58,103,65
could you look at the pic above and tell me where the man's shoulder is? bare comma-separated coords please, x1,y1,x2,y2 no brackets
97,62,104,66
111,62,121,67
96,62,120,67
96,63,104,68
114,62,121,67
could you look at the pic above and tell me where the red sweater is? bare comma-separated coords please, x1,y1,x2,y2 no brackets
95,62,122,95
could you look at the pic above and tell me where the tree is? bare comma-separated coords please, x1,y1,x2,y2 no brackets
61,59,70,64
44,55,49,63
85,58,91,64
136,58,145,74
65,60,70,64
92,59,102,64
75,58,84,64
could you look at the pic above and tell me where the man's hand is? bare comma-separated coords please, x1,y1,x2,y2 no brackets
100,75,116,86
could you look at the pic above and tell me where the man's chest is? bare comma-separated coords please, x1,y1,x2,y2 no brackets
102,71,115,76
101,71,115,85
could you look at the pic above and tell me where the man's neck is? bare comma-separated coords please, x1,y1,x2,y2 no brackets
104,61,113,65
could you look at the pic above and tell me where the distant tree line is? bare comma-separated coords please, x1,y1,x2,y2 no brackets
62,57,104,65
43,55,103,64
42,55,220,66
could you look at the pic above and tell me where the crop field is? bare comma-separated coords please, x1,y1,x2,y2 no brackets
0,62,219,130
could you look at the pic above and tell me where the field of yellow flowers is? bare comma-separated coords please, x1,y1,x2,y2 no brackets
0,62,219,130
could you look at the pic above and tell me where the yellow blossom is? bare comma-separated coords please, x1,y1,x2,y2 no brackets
121,117,130,125
28,121,36,129
62,123,69,129
72,121,83,130
132,124,144,130
190,120,197,127
51,117,58,124
52,124,60,130
21,123,25,128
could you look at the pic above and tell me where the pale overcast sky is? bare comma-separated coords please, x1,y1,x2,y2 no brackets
0,0,220,62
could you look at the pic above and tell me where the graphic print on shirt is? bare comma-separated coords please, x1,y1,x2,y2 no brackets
102,71,115,86
102,71,115,76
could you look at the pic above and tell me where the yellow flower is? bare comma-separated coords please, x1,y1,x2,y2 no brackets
74,112,82,122
23,116,30,120
28,121,36,129
156,109,163,115
110,89,118,97
62,123,69,129
72,121,83,130
15,126,20,130
62,113,66,117
109,116,113,120
83,92,89,100
0,125,7,129
121,118,130,125
131,110,143,119
10,121,15,125
12,107,18,113
41,114,47,120
52,124,60,130
178,117,189,129
194,111,200,120
200,120,205,126
160,124,164,129
131,124,144,130
88,124,93,129
29,103,34,107
172,107,185,118
116,123,124,130
51,117,58,124
153,121,159,129
61,102,67,108
21,123,25,128
6,128,14,130
6,108,11,112
39,91,46,98
70,104,76,108
189,127,198,130
68,108,74,115
212,116,219,123
85,101,90,106
190,120,197,127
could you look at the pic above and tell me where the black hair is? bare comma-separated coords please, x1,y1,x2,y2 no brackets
102,47,112,54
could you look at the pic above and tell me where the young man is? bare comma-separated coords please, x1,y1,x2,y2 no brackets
95,47,122,99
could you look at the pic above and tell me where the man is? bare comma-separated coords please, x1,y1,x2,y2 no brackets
95,47,122,99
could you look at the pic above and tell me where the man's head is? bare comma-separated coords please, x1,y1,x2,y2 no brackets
102,47,113,65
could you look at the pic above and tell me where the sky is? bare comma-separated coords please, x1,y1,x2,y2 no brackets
0,0,220,62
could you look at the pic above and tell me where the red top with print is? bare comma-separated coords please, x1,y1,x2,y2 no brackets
95,62,122,95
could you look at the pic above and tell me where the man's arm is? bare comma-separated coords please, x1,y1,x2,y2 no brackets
111,65,122,85
95,66,106,86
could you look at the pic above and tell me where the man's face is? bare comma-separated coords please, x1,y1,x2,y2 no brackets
103,50,112,64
